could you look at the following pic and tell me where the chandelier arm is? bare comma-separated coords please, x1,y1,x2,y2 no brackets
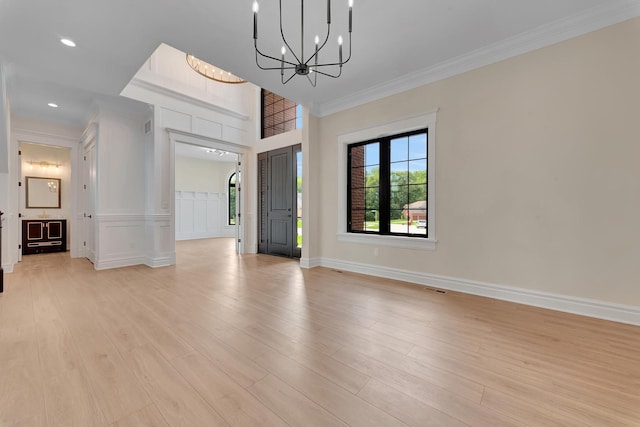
255,42,298,70
313,67,343,79
282,72,298,85
279,0,302,64
305,73,317,88
304,23,332,66
255,56,297,71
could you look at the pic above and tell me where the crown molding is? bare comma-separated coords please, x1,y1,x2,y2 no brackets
312,0,640,117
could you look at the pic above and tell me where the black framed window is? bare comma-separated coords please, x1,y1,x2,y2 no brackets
348,129,428,237
261,89,301,138
228,173,236,225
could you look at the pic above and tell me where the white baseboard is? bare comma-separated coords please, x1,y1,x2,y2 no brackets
313,257,640,327
2,263,14,274
300,257,322,269
145,254,176,268
95,257,147,271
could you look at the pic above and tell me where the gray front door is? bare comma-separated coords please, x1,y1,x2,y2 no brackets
258,145,300,258
266,146,294,257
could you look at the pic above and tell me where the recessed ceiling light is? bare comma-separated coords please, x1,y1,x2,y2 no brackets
48,103,59,108
60,38,76,47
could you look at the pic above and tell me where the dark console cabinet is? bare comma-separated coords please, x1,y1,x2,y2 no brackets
22,219,67,255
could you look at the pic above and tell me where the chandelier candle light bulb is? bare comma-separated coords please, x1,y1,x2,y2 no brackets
253,1,259,39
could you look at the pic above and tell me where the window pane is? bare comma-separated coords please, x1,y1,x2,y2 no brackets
365,187,379,210
365,143,380,166
365,210,379,231
409,185,427,204
365,166,379,187
408,208,427,235
389,210,409,234
391,161,409,186
409,133,427,159
390,185,408,211
409,159,427,184
391,136,408,162
229,187,236,225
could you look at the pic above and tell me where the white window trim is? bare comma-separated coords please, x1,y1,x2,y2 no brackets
337,109,438,250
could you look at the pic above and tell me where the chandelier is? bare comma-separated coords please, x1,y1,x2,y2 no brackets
186,54,247,84
252,0,353,86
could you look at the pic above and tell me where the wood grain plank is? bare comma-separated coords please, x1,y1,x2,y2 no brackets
172,352,287,426
125,344,228,426
255,348,408,427
43,367,107,427
248,374,349,427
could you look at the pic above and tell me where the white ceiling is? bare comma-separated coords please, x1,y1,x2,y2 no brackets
1,0,638,127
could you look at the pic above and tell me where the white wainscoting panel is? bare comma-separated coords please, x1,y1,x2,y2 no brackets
176,191,235,240
94,214,146,270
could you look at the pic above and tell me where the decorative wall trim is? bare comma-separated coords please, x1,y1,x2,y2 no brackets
129,78,250,121
95,214,146,222
312,0,640,117
144,214,172,223
309,257,640,327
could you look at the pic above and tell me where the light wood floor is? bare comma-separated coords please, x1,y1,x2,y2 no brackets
1,238,639,426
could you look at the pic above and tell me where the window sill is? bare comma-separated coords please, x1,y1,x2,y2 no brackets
337,233,437,250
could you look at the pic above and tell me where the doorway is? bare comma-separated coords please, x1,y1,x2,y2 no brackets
257,144,302,258
174,141,241,250
18,142,73,262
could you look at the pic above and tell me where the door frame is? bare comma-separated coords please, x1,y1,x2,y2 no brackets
168,129,247,255
12,129,81,266
80,132,97,263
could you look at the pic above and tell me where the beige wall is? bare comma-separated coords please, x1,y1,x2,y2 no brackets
175,156,235,193
315,18,640,306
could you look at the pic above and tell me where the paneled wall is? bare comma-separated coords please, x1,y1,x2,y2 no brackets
175,155,235,240
175,191,233,240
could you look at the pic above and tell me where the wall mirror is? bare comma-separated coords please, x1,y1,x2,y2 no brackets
26,177,61,208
